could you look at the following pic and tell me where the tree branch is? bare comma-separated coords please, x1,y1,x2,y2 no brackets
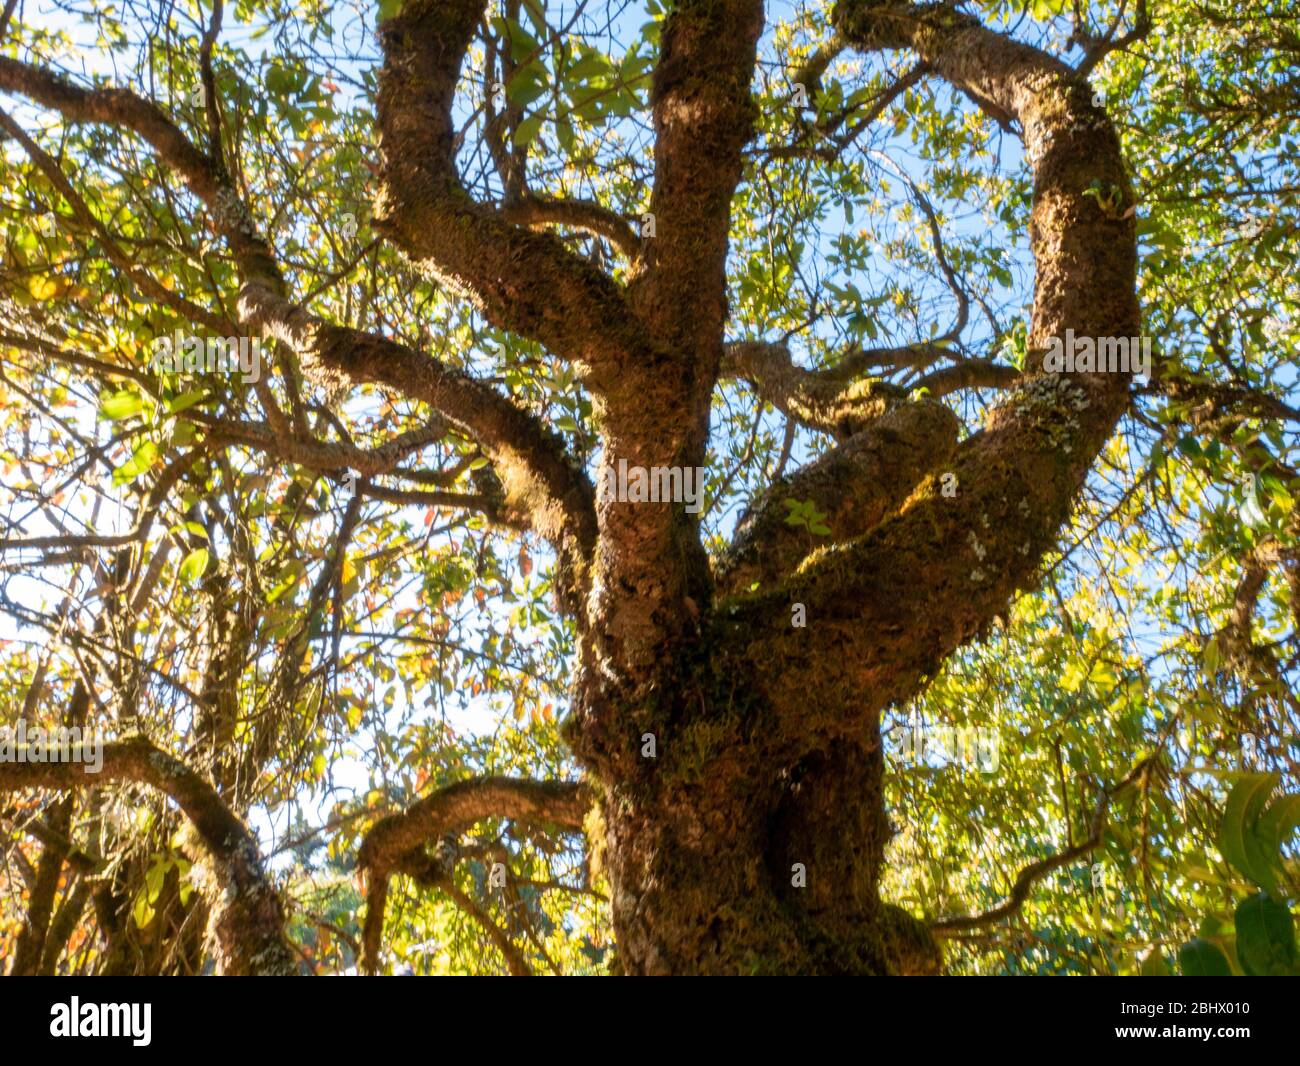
931,757,1152,934
632,0,766,359
497,194,643,263
714,400,959,598
0,53,281,284
0,45,595,580
726,0,1140,734
373,1,642,369
1072,0,1151,79
722,340,907,439
0,736,295,974
0,104,233,333
357,775,590,973
236,283,598,597
440,877,534,977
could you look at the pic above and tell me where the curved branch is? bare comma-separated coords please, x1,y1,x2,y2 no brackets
441,878,534,977
0,104,233,334
714,400,959,598
237,283,598,595
868,148,970,347
912,360,1021,397
728,0,1140,730
498,194,643,262
0,736,295,975
0,45,596,587
931,757,1151,934
722,340,907,439
357,776,591,973
0,53,280,283
374,1,643,369
932,831,1102,936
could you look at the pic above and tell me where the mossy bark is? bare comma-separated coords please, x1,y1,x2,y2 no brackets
370,0,1137,975
561,0,1138,975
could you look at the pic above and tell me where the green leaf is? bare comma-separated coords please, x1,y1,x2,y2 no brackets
132,891,155,930
506,75,549,109
1060,659,1088,693
493,16,542,63
1178,937,1233,976
179,547,210,585
1202,636,1221,673
266,568,301,604
101,390,144,421
113,438,159,485
514,112,544,147
166,389,207,414
1257,792,1300,884
1140,949,1171,976
556,116,575,153
1220,772,1280,885
520,0,547,36
1234,893,1297,976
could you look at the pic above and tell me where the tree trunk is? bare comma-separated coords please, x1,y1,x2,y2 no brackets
0,0,1143,975
586,715,940,974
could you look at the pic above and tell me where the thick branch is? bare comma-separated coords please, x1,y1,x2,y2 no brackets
0,54,280,284
722,340,907,439
357,776,590,972
729,1,1140,730
0,736,295,975
721,338,1017,435
498,194,643,262
237,283,597,594
912,360,1021,397
0,46,593,581
629,0,765,360
715,400,959,597
374,1,641,369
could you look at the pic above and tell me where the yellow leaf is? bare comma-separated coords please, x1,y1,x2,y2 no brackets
28,275,64,300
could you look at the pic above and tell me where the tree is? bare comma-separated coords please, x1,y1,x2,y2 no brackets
0,0,1296,975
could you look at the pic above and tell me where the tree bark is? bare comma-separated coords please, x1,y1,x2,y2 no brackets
567,0,1138,974
0,0,1141,975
